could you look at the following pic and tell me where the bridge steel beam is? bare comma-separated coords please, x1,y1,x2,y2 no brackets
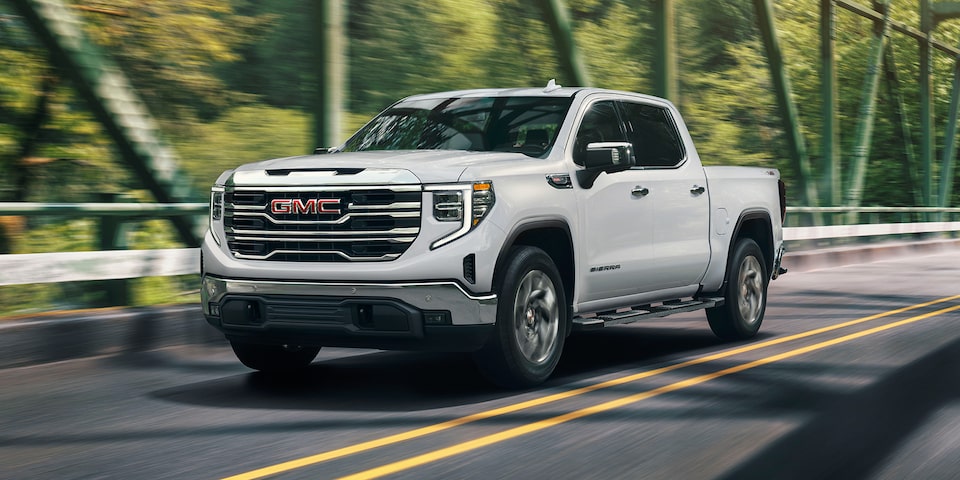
535,0,591,87
821,0,840,207
652,0,677,102
836,0,960,56
940,49,960,209
837,0,960,210
754,0,819,209
921,0,934,206
312,0,346,149
9,0,201,245
845,0,890,214
934,4,960,210
883,47,922,206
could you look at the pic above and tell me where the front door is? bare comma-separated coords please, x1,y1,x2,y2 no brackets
576,100,659,303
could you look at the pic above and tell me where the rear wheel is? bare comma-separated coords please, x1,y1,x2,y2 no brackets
706,238,768,340
474,246,567,388
230,342,320,372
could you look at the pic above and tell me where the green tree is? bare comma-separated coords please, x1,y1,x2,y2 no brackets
74,0,263,125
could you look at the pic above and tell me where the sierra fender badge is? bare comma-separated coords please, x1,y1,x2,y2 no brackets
590,264,621,273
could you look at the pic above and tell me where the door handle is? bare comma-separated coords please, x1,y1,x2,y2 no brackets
631,186,649,197
690,185,706,195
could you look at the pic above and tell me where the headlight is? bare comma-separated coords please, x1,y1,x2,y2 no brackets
427,181,495,249
472,181,495,225
433,191,464,221
210,186,225,245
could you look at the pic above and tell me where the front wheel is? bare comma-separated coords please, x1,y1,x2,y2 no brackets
230,342,320,373
474,246,568,388
706,238,768,340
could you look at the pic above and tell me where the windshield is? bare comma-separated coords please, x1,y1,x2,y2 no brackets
340,96,573,157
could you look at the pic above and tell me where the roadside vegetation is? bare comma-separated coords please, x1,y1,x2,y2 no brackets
1,0,959,315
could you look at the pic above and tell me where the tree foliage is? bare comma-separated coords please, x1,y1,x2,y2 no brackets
6,0,960,313
3,0,960,229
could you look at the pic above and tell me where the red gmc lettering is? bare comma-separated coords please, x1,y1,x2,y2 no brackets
270,198,341,215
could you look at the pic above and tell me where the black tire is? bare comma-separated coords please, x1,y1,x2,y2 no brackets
230,342,320,373
474,246,568,388
706,238,768,340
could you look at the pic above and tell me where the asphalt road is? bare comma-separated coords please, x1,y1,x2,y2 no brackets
2,250,960,479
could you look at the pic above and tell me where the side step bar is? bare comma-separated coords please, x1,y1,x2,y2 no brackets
572,297,724,331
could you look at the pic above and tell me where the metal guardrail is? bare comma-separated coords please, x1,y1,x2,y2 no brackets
0,248,198,286
0,203,959,286
0,202,208,216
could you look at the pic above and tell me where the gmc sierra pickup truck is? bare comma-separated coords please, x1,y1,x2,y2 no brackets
201,82,786,387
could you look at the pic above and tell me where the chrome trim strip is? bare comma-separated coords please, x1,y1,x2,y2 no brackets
228,235,414,243
227,202,421,213
232,250,401,261
229,211,419,225
227,227,419,237
218,278,497,302
347,202,421,211
228,184,423,193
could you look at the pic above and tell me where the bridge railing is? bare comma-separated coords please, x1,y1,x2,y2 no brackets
1,203,959,288
785,206,960,226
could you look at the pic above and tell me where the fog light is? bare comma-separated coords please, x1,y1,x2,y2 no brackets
424,311,451,325
208,303,221,317
202,276,226,300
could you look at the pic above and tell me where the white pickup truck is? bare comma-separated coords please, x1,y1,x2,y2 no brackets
201,82,786,387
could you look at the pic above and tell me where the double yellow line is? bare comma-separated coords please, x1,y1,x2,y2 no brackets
224,294,960,480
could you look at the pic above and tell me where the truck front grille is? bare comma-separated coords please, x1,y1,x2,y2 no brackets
224,186,421,261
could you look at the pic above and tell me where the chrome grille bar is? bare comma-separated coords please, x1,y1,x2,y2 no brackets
224,185,422,262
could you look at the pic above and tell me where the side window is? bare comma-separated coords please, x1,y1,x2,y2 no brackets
620,102,684,167
573,101,626,165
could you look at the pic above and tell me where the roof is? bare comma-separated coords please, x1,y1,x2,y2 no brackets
399,83,667,104
403,86,585,100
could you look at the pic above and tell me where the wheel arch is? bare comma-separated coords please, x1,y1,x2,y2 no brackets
728,209,775,277
493,219,575,314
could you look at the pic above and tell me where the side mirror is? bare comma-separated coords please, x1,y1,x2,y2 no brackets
576,141,636,189
582,142,635,171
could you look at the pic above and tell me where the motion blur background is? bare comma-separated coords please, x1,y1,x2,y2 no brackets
2,0,960,315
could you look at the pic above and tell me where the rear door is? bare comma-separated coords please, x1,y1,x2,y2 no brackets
618,101,710,289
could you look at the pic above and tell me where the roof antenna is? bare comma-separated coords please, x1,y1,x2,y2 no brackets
543,79,562,93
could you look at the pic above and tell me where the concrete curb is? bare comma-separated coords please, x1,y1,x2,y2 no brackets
783,238,960,273
0,304,223,369
1,240,958,370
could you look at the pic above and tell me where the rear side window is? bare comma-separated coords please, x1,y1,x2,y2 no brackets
620,102,684,168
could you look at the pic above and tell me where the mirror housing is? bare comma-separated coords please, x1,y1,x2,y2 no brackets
576,142,636,189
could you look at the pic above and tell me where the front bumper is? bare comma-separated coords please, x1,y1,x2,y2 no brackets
201,276,498,351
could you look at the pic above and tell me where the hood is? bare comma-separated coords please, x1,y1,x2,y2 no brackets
227,150,531,186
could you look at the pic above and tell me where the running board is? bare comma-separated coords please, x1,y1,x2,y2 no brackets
572,297,724,331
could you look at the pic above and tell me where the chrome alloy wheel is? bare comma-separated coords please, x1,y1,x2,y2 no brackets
737,255,765,326
512,269,560,365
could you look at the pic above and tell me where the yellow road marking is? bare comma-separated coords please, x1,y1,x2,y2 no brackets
222,294,960,480
341,303,960,480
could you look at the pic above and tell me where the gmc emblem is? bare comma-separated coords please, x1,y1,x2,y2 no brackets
270,198,342,215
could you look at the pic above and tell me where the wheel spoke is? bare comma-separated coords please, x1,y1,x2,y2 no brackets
512,270,559,365
737,256,764,325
